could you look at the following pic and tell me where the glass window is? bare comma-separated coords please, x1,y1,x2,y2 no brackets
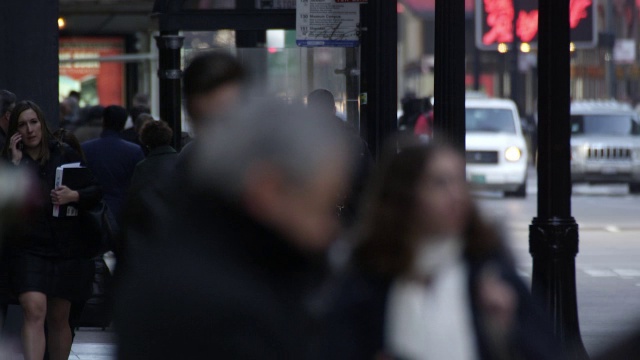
465,108,516,134
570,115,640,136
180,30,356,129
182,0,296,10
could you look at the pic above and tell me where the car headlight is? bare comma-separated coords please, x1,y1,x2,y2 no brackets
505,146,522,162
571,144,589,161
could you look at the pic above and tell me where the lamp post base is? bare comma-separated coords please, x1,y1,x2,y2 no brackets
530,217,589,360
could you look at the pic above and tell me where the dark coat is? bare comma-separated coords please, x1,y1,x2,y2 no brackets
121,127,148,156
82,130,144,221
115,188,329,360
6,142,102,257
0,126,6,150
128,145,178,196
322,252,565,360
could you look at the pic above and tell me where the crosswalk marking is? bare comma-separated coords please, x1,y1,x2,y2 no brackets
583,269,618,277
604,225,621,233
612,269,640,278
516,267,640,279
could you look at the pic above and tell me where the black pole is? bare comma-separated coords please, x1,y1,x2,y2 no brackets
473,46,481,91
433,0,465,151
360,1,397,160
155,32,184,151
511,0,520,114
530,0,588,358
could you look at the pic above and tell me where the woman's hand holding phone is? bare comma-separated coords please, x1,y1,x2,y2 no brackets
9,133,23,165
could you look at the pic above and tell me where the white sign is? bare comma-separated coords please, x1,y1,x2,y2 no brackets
296,0,360,47
613,39,636,64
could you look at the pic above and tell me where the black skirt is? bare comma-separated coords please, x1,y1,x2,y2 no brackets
8,250,95,302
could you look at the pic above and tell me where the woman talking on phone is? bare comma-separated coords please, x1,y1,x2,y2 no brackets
1,100,101,360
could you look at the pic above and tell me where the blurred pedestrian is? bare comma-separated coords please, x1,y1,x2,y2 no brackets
324,139,563,360
593,327,640,360
307,88,372,228
81,105,144,223
128,120,178,197
59,97,79,131
73,105,104,144
135,113,154,154
179,51,246,162
121,105,150,145
115,99,352,359
0,89,17,149
119,51,247,258
0,100,101,360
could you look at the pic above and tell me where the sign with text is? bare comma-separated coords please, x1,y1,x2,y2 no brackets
59,37,124,106
475,0,597,50
296,0,360,47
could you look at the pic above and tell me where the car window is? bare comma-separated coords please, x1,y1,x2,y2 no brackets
570,115,640,136
465,108,516,134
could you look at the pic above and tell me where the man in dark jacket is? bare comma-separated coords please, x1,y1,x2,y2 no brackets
82,105,144,222
128,120,177,197
115,100,352,359
307,89,373,227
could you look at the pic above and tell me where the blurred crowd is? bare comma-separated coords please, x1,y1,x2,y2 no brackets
0,52,634,360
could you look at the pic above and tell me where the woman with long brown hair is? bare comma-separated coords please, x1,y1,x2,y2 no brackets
325,139,562,360
1,100,101,360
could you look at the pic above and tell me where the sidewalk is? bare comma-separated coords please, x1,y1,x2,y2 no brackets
69,328,116,360
0,327,115,360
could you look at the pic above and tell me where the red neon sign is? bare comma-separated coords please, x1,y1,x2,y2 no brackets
480,0,593,46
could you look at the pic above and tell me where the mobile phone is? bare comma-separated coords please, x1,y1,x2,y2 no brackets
17,141,23,151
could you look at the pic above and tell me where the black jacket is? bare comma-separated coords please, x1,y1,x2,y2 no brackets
128,145,178,197
7,141,102,258
322,251,565,360
116,189,329,360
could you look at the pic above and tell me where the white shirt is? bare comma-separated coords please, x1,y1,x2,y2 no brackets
385,239,478,360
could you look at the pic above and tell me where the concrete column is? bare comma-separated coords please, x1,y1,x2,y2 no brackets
0,0,59,128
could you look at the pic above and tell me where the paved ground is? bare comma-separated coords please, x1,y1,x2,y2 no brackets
477,169,640,356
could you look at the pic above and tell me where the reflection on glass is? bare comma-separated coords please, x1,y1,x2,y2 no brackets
180,31,354,125
182,0,296,9
466,108,516,134
570,115,640,136
183,0,236,10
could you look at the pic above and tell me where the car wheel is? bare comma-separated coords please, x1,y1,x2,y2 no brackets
630,183,640,194
504,182,527,198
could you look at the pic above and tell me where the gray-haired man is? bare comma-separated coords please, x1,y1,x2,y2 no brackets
116,98,352,359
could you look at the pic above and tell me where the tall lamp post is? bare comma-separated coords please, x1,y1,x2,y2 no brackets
530,0,588,358
433,0,466,150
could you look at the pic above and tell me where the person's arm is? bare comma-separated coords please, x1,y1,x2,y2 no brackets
51,145,103,209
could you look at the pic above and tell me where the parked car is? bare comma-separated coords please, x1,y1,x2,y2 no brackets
570,100,640,194
465,96,529,197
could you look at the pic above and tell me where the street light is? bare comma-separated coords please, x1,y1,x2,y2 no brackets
520,42,531,53
58,17,66,30
498,42,509,53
